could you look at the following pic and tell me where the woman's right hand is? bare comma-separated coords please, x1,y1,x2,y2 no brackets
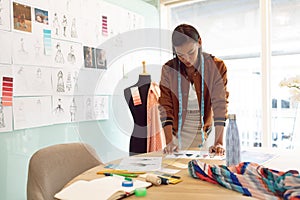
163,141,178,154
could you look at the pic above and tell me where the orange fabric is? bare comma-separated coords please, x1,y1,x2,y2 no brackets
147,82,166,152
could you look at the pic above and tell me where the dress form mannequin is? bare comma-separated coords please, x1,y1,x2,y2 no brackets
124,61,151,156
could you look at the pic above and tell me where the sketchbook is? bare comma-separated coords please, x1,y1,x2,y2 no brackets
54,176,152,200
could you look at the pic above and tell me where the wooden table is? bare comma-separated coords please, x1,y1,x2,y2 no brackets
65,148,300,200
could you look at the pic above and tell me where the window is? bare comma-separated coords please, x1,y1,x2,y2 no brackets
164,0,299,149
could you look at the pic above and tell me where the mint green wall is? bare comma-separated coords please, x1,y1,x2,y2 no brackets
0,1,159,199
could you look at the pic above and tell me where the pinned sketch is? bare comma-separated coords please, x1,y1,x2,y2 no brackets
0,0,11,31
78,18,102,46
94,96,108,120
12,31,52,66
52,68,79,95
52,95,84,124
50,11,79,41
52,39,83,68
34,7,48,25
165,150,225,160
0,30,12,64
83,96,109,121
12,2,32,33
13,96,53,130
13,65,52,96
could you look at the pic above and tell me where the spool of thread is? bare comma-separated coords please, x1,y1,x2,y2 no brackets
145,174,161,186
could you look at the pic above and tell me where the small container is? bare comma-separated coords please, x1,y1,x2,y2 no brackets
226,114,241,166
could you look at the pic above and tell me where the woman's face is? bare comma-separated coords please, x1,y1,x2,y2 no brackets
174,39,200,68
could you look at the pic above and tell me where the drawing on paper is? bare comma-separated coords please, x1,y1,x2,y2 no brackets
56,70,65,92
65,72,72,91
34,8,48,25
69,97,77,121
19,38,28,54
34,39,42,56
13,2,32,32
67,45,76,64
0,100,5,128
85,97,93,120
55,42,64,63
62,15,67,37
73,71,78,91
54,98,64,114
70,18,77,38
53,13,60,36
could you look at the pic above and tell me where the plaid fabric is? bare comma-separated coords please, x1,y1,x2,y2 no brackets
188,160,300,200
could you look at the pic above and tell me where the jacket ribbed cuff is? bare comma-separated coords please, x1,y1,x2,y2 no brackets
214,117,226,126
161,117,173,128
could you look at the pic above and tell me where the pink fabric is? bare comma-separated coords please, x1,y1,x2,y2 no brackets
147,82,166,152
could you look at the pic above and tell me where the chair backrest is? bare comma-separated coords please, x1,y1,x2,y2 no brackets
27,142,102,200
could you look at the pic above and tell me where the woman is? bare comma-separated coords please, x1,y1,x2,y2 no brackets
159,24,229,155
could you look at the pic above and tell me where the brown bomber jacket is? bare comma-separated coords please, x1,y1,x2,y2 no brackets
158,52,229,136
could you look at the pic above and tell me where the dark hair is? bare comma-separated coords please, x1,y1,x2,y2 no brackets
172,24,200,47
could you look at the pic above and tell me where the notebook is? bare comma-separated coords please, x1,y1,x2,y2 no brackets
54,176,152,200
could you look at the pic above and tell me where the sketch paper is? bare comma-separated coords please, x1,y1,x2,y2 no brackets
52,95,84,124
0,0,11,31
13,65,52,96
240,150,278,164
12,31,52,66
12,2,32,33
13,96,53,130
52,68,80,95
78,18,102,46
52,39,83,68
50,12,79,41
83,96,108,121
117,157,162,172
0,30,12,64
165,150,226,160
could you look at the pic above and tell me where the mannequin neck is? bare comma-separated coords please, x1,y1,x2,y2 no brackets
136,74,151,86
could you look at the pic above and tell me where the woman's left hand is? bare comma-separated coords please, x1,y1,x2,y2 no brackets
209,144,225,156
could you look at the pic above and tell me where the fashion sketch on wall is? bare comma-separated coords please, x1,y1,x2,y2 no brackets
53,39,83,68
52,95,83,124
0,0,10,31
13,96,52,130
13,32,52,66
13,65,52,96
